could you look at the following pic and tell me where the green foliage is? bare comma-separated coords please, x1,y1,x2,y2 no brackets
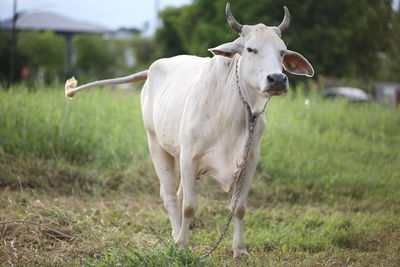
167,0,234,57
133,7,189,68
377,7,400,81
1,1,397,85
17,31,67,80
130,36,155,69
72,34,125,79
0,31,22,82
0,32,10,82
153,7,187,59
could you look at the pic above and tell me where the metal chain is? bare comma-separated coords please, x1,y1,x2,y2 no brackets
202,59,262,259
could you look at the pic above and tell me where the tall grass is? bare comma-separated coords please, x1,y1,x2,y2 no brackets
1,85,399,202
257,93,400,204
0,85,149,168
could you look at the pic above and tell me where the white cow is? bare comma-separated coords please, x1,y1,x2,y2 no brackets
65,3,314,258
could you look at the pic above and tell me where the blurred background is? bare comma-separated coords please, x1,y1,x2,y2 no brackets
0,0,399,101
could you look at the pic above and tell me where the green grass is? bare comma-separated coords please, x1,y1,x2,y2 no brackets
1,85,399,266
0,85,148,167
84,245,208,267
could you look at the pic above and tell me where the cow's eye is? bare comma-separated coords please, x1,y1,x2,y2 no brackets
247,47,257,54
280,50,285,57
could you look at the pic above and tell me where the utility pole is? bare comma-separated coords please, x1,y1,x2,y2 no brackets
9,0,18,85
155,0,160,30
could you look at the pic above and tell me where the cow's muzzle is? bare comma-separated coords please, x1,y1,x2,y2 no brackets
265,73,288,95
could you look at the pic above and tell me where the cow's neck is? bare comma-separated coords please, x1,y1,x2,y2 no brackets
220,55,266,185
216,55,267,135
236,57,270,115
206,55,267,138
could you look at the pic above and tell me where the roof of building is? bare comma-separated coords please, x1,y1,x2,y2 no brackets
0,12,108,34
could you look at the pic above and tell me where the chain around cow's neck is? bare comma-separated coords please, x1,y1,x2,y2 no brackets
202,59,264,259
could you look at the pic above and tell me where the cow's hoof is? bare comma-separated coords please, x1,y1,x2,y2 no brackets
174,236,189,248
233,248,250,260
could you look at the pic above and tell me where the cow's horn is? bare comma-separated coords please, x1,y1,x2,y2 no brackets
226,3,243,34
278,6,290,32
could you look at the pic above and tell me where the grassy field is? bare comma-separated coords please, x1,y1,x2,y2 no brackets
0,85,399,266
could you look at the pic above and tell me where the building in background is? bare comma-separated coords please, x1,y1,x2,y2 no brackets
0,11,108,66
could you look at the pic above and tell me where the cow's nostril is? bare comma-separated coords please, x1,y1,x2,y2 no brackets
265,73,289,93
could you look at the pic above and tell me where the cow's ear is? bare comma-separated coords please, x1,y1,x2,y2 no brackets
282,50,314,77
208,37,244,58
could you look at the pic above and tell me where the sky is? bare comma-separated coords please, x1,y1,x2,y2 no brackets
0,0,192,34
1,0,399,34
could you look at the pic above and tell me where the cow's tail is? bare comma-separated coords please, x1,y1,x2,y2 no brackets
64,70,148,99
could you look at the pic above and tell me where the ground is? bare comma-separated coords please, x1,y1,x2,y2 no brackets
0,86,399,266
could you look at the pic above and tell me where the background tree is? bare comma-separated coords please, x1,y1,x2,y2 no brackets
72,34,125,80
0,32,25,83
380,6,400,81
153,7,186,60
129,36,155,70
1,0,397,85
17,31,67,82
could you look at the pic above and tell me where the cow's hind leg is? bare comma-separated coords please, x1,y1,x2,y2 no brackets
147,135,181,240
175,153,198,247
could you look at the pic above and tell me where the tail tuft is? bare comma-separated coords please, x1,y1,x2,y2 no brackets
65,77,78,99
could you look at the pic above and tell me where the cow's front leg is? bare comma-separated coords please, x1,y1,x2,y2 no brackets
231,152,258,259
175,154,198,247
